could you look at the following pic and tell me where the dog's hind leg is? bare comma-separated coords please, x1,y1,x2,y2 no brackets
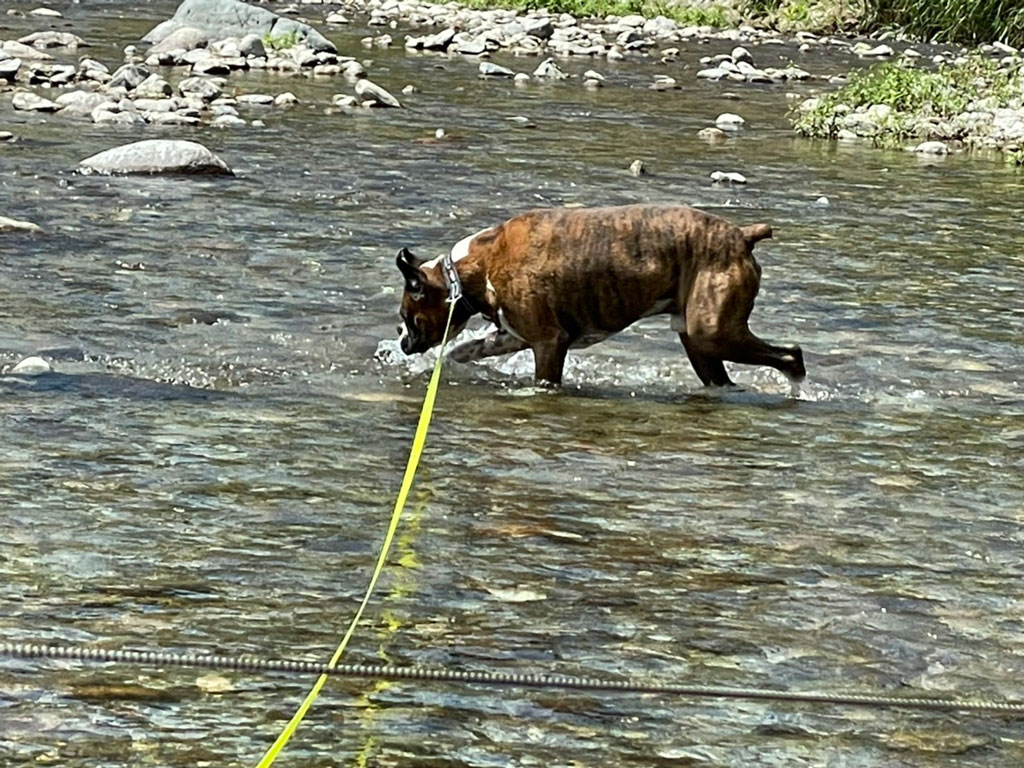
449,330,529,363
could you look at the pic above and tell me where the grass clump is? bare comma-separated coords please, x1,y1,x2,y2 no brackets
792,56,1024,148
460,0,735,26
865,0,1024,49
262,29,301,50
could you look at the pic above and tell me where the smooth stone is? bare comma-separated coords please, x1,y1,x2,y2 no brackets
135,73,174,98
0,217,42,234
914,140,949,155
697,67,727,80
2,40,52,60
354,78,401,107
178,76,223,100
55,90,110,115
148,25,209,55
212,113,247,127
109,63,150,90
710,170,747,184
731,45,752,63
80,139,233,175
28,7,62,17
10,355,51,373
12,89,58,111
698,126,728,142
237,92,274,105
533,57,567,79
479,61,515,78
628,159,646,176
0,57,21,80
715,112,746,130
274,91,298,106
19,31,86,49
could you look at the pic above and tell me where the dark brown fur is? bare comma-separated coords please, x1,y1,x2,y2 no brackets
396,204,804,387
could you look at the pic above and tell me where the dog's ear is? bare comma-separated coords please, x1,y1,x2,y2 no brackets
396,247,424,295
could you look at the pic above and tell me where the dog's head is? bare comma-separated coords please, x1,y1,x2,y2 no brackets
396,247,453,355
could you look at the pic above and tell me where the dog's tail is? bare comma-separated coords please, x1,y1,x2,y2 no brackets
741,223,772,245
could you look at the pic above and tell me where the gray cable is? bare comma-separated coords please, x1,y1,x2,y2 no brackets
4,642,1024,713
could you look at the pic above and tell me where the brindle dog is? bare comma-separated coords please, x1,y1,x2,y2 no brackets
396,204,805,387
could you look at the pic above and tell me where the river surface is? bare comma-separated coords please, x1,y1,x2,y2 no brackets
2,2,1024,766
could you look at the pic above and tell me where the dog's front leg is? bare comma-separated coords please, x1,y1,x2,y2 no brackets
448,330,529,363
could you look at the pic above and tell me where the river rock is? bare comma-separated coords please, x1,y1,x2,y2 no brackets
274,91,298,106
710,170,747,184
142,0,335,54
854,42,894,57
731,46,753,64
135,73,174,98
479,61,515,78
914,141,949,154
28,6,61,17
698,126,728,142
238,33,265,58
55,89,109,116
109,64,150,90
697,67,728,80
533,57,567,79
178,76,223,100
237,92,274,105
0,217,42,233
354,78,401,108
10,355,51,373
524,18,554,40
2,40,52,61
148,25,209,56
92,107,145,125
715,112,746,130
80,139,233,175
12,89,58,111
628,159,646,176
0,57,21,80
212,113,246,127
19,31,86,49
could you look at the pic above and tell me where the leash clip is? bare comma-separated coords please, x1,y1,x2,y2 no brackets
441,252,462,305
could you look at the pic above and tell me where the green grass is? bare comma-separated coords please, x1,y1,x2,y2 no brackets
865,0,1024,48
460,0,734,26
792,56,1024,148
262,29,301,50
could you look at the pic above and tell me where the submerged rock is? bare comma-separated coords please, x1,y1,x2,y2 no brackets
80,139,234,175
715,112,746,130
710,170,747,184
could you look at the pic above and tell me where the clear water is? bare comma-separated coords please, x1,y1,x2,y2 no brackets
2,3,1024,766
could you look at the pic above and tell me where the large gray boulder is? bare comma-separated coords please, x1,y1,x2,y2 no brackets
80,139,233,175
142,0,335,54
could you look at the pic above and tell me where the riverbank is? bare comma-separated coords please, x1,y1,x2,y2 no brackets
3,0,1024,167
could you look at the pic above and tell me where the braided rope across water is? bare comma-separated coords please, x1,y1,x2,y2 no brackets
4,642,1024,713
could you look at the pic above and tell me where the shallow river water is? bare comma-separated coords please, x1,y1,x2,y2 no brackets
2,2,1024,766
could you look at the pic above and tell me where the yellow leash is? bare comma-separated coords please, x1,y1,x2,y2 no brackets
255,300,457,767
